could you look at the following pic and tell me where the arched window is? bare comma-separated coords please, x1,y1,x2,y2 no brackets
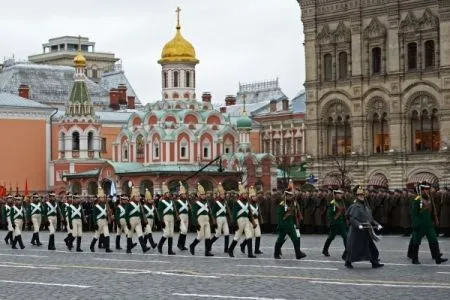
122,143,129,161
185,71,191,88
324,53,332,81
136,135,144,158
372,47,381,74
163,71,168,88
193,70,196,88
325,103,351,156
408,42,417,70
87,132,94,151
203,142,211,159
180,138,189,159
92,66,98,78
372,112,389,153
338,51,348,80
153,141,160,159
173,71,179,88
72,132,80,151
411,108,439,152
424,40,435,68
60,132,65,152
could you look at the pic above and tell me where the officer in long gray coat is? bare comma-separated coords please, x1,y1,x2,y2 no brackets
345,188,384,269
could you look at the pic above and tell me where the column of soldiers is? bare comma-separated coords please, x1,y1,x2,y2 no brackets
0,181,449,265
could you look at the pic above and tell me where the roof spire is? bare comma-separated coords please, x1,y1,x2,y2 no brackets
176,7,181,30
242,94,247,116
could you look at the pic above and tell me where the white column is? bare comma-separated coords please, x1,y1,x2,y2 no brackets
190,141,194,163
79,136,88,159
64,136,72,159
118,144,122,162
144,142,148,163
46,119,51,189
133,142,137,162
112,144,116,162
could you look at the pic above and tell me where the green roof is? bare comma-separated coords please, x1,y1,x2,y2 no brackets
236,116,252,129
69,81,91,104
63,169,100,179
277,166,307,180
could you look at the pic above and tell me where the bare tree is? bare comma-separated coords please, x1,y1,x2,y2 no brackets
330,151,359,190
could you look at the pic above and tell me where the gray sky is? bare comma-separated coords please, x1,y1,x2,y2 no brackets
0,0,305,105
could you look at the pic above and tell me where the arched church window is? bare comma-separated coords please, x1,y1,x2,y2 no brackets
163,71,168,88
193,71,196,88
424,40,435,68
324,53,332,81
338,51,348,80
411,107,439,152
325,103,351,156
203,142,211,159
372,47,381,74
60,132,65,152
87,132,94,151
408,42,417,70
180,138,189,159
185,71,191,88
122,143,129,161
173,71,179,88
72,132,80,151
136,135,144,158
372,112,389,153
153,141,160,159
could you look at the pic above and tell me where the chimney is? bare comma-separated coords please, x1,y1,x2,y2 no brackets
109,88,120,110
18,84,30,99
282,99,289,111
127,96,136,110
202,92,212,103
270,100,277,112
117,84,127,105
220,106,227,113
225,95,237,106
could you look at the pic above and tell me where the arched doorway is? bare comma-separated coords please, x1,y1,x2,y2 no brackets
87,181,98,196
71,182,82,195
222,179,238,192
407,172,439,189
101,179,112,196
168,180,188,195
139,180,153,195
121,181,131,197
199,179,213,193
367,173,389,189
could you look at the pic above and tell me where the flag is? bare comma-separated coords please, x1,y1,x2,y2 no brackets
110,181,117,202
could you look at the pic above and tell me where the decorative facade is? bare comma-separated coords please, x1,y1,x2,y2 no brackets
298,0,450,189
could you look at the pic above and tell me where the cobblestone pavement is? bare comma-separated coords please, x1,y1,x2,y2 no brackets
0,231,448,300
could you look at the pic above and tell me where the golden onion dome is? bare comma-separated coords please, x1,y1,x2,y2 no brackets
73,51,86,68
159,16,199,64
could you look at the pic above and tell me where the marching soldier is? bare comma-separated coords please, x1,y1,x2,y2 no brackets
175,182,189,251
90,187,113,253
142,188,158,249
28,193,43,246
322,189,348,260
44,192,60,251
410,182,447,265
228,182,256,258
63,193,75,250
274,189,306,260
67,194,87,252
157,182,176,255
125,187,150,254
189,183,214,256
3,195,14,245
115,195,134,250
11,195,25,250
240,186,263,255
210,182,231,253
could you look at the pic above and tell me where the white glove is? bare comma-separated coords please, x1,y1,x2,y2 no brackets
377,225,383,230
358,225,363,230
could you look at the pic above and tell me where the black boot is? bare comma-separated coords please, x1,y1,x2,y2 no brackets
279,238,287,256
116,235,122,250
228,240,238,257
76,237,83,252
224,235,229,253
407,239,413,259
31,233,36,246
178,234,188,251
17,235,25,250
255,237,263,254
371,260,384,268
345,261,353,269
126,238,133,254
205,239,214,257
411,243,420,264
430,242,448,264
240,240,246,254
139,236,150,253
98,234,105,249
341,250,347,261
105,236,113,253
36,233,42,246
429,242,443,259
274,241,282,259
157,237,167,254
168,237,176,255
4,231,12,245
148,234,157,249
189,238,200,255
66,233,74,251
210,235,218,245
90,238,97,252
294,239,307,259
247,239,256,258
11,236,18,249
322,238,332,257
48,234,56,250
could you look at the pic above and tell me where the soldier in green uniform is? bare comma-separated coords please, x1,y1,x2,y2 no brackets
410,182,447,264
62,193,75,250
210,182,231,253
157,182,176,255
67,195,87,252
3,195,14,245
175,182,189,251
228,182,256,258
115,195,132,250
322,189,348,260
240,186,263,255
90,187,113,253
11,195,25,250
189,183,214,256
274,190,306,260
142,189,158,249
28,193,43,246
125,187,150,254
43,192,60,251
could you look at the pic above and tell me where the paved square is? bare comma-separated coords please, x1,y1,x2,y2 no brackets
0,231,448,299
